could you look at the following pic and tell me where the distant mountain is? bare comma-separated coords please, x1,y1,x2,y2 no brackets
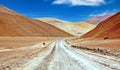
36,18,96,36
85,14,112,25
0,5,73,37
35,18,71,32
82,12,120,39
35,18,72,34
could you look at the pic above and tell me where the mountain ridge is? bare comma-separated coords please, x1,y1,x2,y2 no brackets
36,18,96,36
85,14,112,25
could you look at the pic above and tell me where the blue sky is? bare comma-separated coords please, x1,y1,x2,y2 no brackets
0,0,120,22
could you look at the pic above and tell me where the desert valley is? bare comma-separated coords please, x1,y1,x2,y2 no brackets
0,5,120,70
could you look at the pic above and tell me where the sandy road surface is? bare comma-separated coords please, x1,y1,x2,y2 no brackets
21,39,120,70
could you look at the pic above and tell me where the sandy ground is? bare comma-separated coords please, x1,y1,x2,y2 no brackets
0,37,60,49
0,37,59,70
66,37,120,57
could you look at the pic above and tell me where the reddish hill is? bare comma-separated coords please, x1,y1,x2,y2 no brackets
82,12,120,39
0,5,73,37
85,14,112,25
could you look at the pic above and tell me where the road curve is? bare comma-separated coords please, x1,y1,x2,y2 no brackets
23,39,120,70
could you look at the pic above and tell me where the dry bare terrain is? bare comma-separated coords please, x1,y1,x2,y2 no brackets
66,37,120,58
0,37,120,70
19,39,120,70
0,37,59,70
0,37,60,49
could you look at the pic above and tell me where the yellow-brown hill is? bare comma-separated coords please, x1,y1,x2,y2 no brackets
36,18,95,36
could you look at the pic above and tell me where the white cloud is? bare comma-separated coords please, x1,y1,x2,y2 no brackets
52,0,105,6
22,13,39,18
89,12,110,17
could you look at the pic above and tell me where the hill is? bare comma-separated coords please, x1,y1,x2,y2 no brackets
82,12,120,39
85,14,112,25
36,18,96,36
0,5,73,37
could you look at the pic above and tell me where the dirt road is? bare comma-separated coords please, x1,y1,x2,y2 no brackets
21,39,120,70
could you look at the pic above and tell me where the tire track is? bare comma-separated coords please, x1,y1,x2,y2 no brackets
35,45,56,70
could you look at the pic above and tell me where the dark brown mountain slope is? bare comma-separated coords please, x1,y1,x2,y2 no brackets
0,5,73,37
82,12,120,39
